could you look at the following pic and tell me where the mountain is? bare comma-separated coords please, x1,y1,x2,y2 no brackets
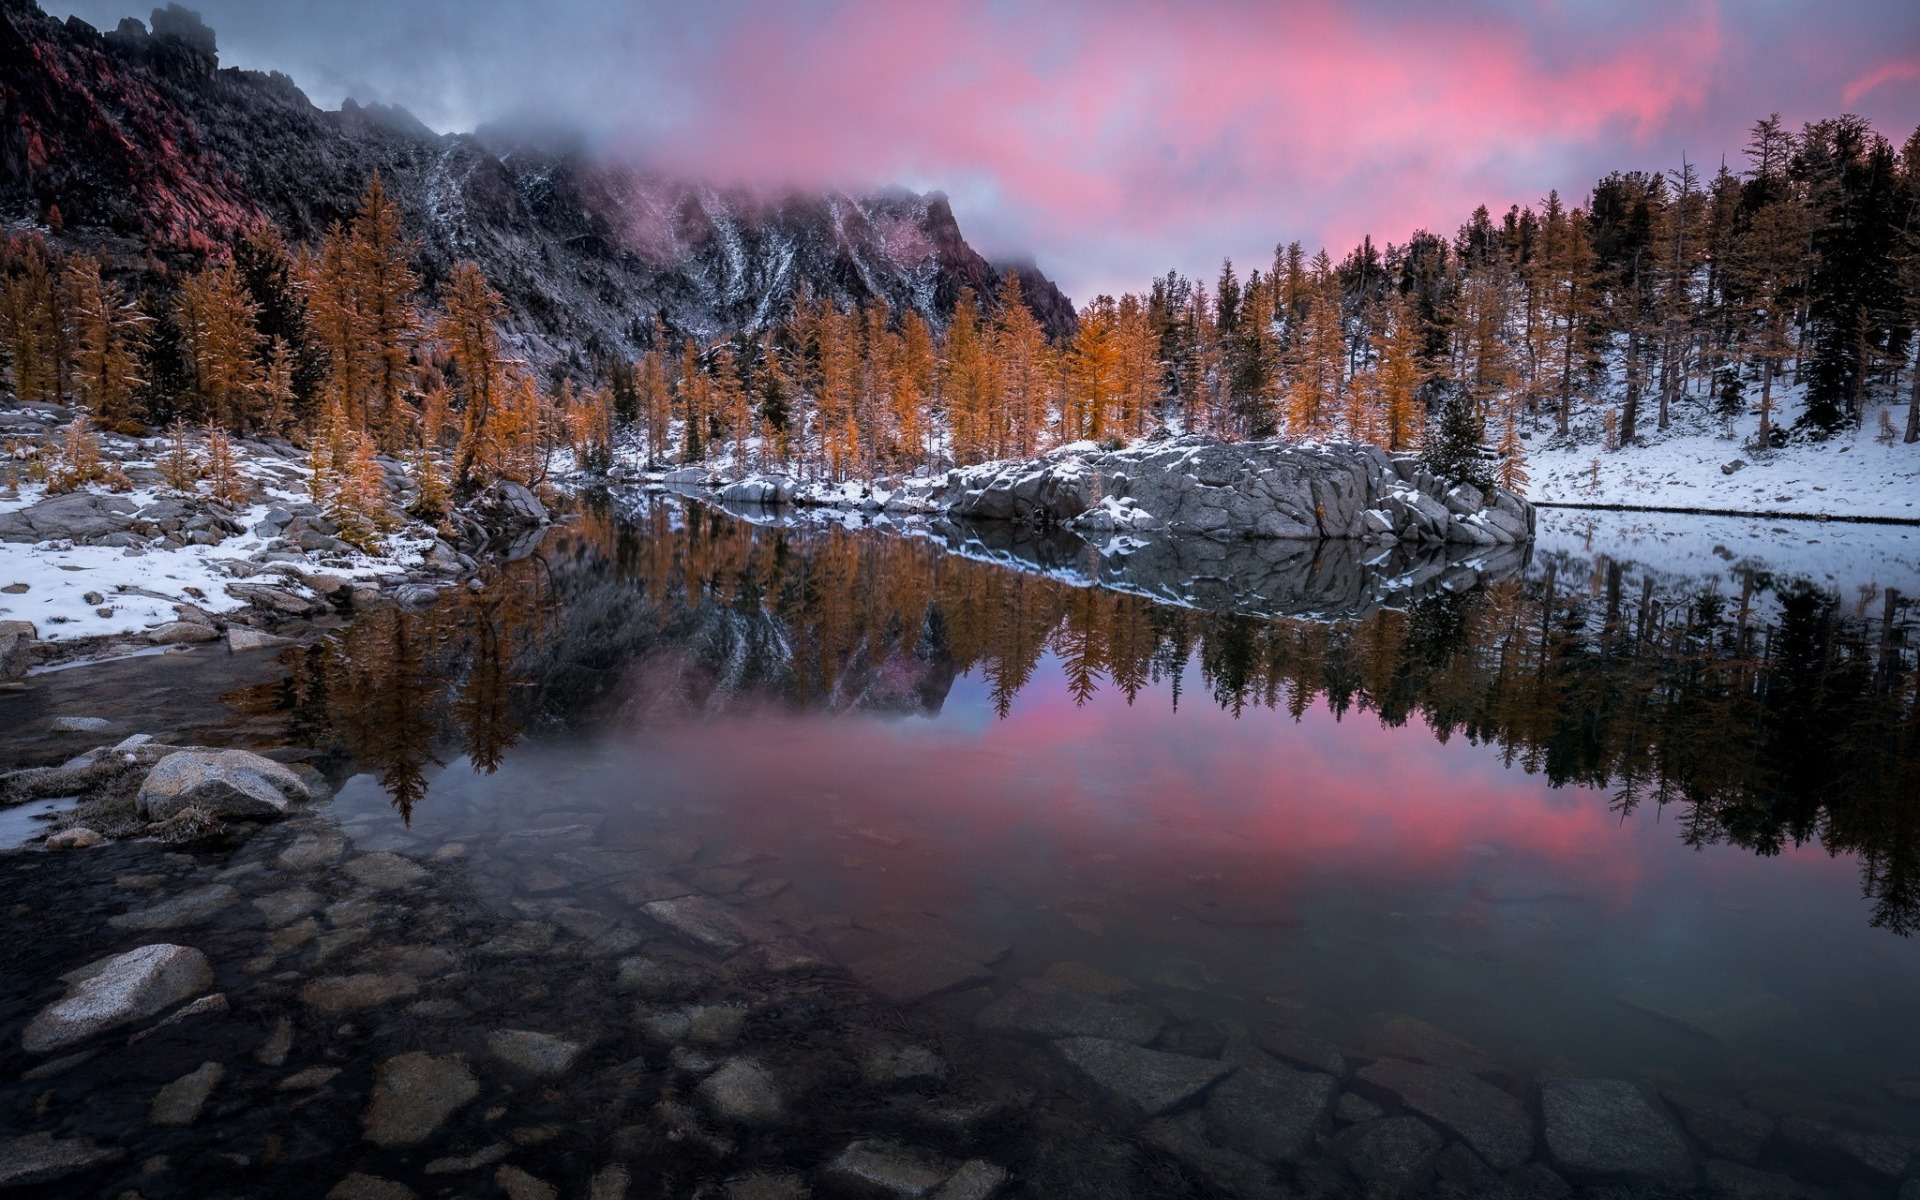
0,1,1078,363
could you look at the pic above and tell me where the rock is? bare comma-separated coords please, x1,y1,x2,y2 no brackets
820,1139,954,1197
851,946,995,1004
644,1002,746,1045
694,866,751,894
0,492,136,543
0,1132,124,1187
1358,1059,1534,1171
327,1173,419,1200
1703,1159,1824,1200
1041,960,1139,998
486,1029,585,1077
496,1166,560,1200
974,978,1163,1044
392,583,440,608
299,973,422,1013
1204,1050,1337,1163
49,715,112,732
861,1044,946,1087
724,1171,809,1200
228,626,293,652
1256,1025,1347,1076
614,955,712,999
424,1144,511,1173
470,480,549,533
1774,1115,1913,1180
1616,977,1798,1046
44,826,104,849
1663,1089,1775,1163
278,1066,342,1090
150,620,221,644
149,1060,224,1126
342,851,430,890
22,943,213,1052
1054,1037,1233,1117
1337,1091,1385,1123
697,1057,783,1123
257,1016,294,1066
640,895,771,955
589,1165,631,1200
1353,1012,1507,1076
932,1160,1007,1200
253,888,322,927
1140,1110,1289,1199
0,619,35,680
476,921,557,957
1540,1078,1695,1186
108,883,236,929
1721,459,1747,475
717,476,797,506
136,748,311,821
1333,1117,1445,1198
362,1052,478,1146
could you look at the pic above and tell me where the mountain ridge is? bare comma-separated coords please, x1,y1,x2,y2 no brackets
0,0,1078,363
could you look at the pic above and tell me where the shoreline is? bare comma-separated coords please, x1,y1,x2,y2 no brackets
1533,500,1920,527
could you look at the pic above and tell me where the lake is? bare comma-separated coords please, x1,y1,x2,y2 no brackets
2,494,1916,1198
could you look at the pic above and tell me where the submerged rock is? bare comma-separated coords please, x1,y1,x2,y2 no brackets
0,1131,124,1187
1358,1059,1534,1172
108,883,236,930
1540,1077,1695,1186
974,978,1163,1044
1332,1117,1446,1196
149,1061,224,1126
136,748,312,821
486,1029,585,1078
1053,1036,1234,1117
820,1139,955,1197
697,1057,783,1124
23,943,213,1053
1204,1047,1337,1164
362,1052,478,1146
851,946,995,1005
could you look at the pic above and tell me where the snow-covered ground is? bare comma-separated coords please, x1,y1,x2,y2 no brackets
0,423,430,643
1525,374,1918,520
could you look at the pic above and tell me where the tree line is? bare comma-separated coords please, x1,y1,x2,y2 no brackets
3,112,1917,520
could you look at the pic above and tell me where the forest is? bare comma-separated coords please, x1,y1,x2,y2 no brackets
2,112,1918,530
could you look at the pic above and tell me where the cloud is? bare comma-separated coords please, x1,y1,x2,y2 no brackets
48,0,1920,300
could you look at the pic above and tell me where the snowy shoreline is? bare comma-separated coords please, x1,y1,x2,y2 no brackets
1534,500,1920,526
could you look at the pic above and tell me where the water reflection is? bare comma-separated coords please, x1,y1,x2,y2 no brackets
231,495,1919,934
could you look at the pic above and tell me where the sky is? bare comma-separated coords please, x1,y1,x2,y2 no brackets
50,0,1920,302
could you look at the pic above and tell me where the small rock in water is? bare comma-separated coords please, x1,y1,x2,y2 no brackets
860,1044,946,1087
477,921,557,957
820,1139,955,1197
1663,1088,1775,1163
1333,1117,1446,1195
23,943,213,1053
149,1061,224,1126
150,620,221,644
975,978,1163,1044
1255,1025,1347,1076
851,946,995,1005
279,832,346,870
698,1058,784,1123
342,852,429,890
49,715,112,733
362,1052,478,1146
934,1160,1010,1200
722,1170,808,1200
228,626,294,652
640,895,769,955
1540,1077,1695,1185
298,973,422,1013
277,1066,342,1090
588,1164,631,1200
44,827,104,850
256,1016,294,1066
0,1132,125,1188
495,1165,559,1200
1053,1037,1234,1117
1352,1012,1507,1076
486,1029,585,1078
1358,1058,1535,1171
326,1173,418,1200
108,883,236,930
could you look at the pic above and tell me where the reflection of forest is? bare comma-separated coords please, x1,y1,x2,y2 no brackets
230,497,1919,933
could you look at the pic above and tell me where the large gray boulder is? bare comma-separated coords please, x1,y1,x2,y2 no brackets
0,492,137,543
1357,1058,1535,1171
939,437,1533,546
468,480,548,533
136,749,312,821
22,943,214,1053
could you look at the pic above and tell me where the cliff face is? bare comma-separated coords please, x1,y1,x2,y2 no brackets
0,1,1077,359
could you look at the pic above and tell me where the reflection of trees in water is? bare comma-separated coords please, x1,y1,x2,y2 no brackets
238,498,1918,933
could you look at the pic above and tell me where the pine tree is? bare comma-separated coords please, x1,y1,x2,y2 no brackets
406,445,451,522
159,419,203,494
349,175,422,449
65,255,147,431
203,423,250,508
439,262,508,491
175,262,262,428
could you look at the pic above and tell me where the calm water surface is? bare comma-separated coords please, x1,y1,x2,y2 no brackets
4,494,1917,1197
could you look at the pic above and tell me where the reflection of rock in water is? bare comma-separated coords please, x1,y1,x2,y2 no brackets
932,519,1530,619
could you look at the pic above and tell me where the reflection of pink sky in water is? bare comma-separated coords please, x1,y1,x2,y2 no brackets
625,660,1861,934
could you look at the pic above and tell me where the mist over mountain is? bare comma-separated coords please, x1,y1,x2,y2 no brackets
0,0,1077,365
